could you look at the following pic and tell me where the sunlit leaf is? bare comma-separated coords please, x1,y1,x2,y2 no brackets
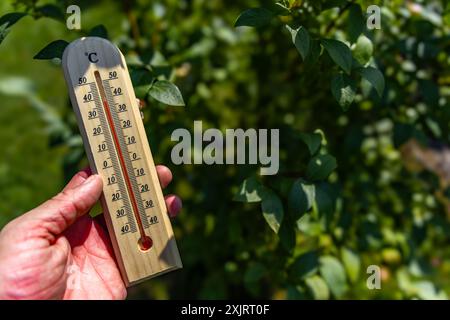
148,80,185,106
341,248,361,283
331,73,357,110
305,275,330,300
319,256,348,298
352,35,373,66
233,177,267,203
261,190,284,233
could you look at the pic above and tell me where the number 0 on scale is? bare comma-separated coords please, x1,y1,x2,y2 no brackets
62,37,182,286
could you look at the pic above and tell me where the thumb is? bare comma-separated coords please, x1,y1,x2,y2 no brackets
27,174,103,237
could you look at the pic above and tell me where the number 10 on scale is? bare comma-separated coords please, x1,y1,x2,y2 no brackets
62,37,182,286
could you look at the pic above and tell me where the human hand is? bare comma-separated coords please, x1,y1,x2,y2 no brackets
0,166,182,300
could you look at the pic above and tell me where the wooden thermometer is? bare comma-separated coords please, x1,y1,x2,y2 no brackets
62,37,182,286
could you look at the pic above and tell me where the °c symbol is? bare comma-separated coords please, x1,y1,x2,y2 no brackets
86,52,99,63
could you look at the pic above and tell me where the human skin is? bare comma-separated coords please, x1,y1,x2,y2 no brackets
0,165,182,300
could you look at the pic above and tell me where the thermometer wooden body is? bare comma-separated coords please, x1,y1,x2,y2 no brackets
62,37,182,286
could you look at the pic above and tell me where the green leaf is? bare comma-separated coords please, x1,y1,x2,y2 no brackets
286,25,310,60
0,24,10,45
286,285,307,299
33,40,69,60
267,2,290,16
0,12,27,45
304,39,321,65
341,248,361,283
148,80,185,106
0,12,27,28
314,182,334,215
321,39,353,74
358,67,385,97
36,4,64,21
134,84,153,99
290,251,319,280
261,190,284,233
319,256,348,298
412,281,447,300
278,221,296,251
234,8,274,28
299,132,321,155
305,275,330,300
131,68,154,85
288,179,315,219
347,4,365,43
89,24,109,39
131,68,154,99
306,154,337,181
331,73,357,111
244,262,266,284
151,65,173,80
233,177,267,203
352,35,373,66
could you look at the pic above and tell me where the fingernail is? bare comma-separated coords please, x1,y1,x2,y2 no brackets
170,197,182,216
80,174,100,189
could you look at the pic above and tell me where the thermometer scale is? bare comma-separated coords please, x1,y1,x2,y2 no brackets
62,37,182,286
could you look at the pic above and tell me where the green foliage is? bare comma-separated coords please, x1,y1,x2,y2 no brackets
299,132,322,155
33,39,68,60
305,275,330,300
347,4,365,43
352,35,373,66
0,12,26,44
148,80,185,106
234,177,267,203
321,39,353,74
331,73,356,110
34,4,64,21
358,67,385,97
261,189,284,233
306,154,337,181
319,256,348,298
290,251,319,280
286,25,310,60
340,247,361,284
88,24,108,39
234,8,275,28
1,0,449,300
288,179,315,219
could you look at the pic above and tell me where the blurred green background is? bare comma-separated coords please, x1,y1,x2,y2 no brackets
0,0,449,299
